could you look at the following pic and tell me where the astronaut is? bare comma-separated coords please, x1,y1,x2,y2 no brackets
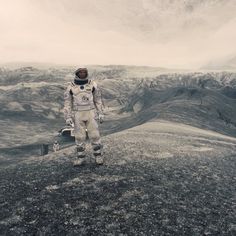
63,67,104,166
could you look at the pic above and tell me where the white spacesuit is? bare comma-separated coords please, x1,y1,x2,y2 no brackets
63,67,104,166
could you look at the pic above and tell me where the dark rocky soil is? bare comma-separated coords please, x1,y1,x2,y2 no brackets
1,120,236,236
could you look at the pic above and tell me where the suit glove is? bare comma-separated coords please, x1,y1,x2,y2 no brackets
66,118,74,127
98,113,104,124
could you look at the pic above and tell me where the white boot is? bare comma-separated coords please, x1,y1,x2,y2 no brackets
73,144,86,166
95,155,104,165
73,157,86,166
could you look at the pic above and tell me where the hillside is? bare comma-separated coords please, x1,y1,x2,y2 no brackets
0,65,236,234
0,120,236,235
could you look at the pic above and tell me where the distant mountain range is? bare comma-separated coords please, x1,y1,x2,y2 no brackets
201,56,236,71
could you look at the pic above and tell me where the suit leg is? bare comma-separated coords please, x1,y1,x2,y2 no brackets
86,110,103,157
74,111,87,157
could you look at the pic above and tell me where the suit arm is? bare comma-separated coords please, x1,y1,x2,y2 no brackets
63,84,73,120
92,82,104,114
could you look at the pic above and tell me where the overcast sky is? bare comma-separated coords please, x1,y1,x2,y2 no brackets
0,0,236,69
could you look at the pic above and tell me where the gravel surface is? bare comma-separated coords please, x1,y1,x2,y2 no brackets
0,120,236,235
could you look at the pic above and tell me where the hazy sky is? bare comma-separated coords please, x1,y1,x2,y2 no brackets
0,0,236,69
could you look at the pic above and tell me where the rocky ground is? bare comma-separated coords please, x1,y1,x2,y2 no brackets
1,66,236,235
1,120,236,235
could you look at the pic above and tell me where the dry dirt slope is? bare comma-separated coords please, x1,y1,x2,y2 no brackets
0,119,236,235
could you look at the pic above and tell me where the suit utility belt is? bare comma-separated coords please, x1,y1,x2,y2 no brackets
72,104,96,111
